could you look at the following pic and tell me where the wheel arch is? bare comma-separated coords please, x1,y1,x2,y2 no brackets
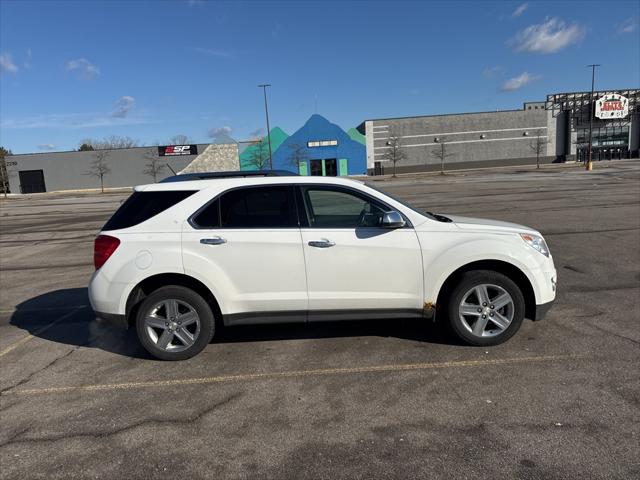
435,260,536,321
125,273,222,328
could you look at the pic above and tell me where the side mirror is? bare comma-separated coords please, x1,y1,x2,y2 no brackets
381,210,405,229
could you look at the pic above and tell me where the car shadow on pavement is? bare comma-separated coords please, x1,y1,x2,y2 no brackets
9,288,460,360
9,288,152,359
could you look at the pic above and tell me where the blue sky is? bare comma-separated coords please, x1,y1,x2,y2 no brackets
1,0,638,154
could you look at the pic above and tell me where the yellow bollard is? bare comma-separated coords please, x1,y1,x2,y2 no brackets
586,161,593,171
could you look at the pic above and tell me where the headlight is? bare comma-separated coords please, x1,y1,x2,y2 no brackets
520,233,550,257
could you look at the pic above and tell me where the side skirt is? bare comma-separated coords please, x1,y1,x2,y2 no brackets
223,309,427,326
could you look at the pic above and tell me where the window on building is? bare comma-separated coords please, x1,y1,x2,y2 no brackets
307,140,338,148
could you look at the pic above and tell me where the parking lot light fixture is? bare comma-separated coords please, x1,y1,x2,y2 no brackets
258,84,273,170
586,64,600,172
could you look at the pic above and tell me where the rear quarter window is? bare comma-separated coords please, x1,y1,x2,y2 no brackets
102,191,196,231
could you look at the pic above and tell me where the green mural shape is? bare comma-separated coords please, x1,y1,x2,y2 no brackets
240,127,289,170
347,128,366,145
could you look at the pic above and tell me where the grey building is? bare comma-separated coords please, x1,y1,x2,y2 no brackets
359,88,639,174
5,143,239,194
3,88,638,193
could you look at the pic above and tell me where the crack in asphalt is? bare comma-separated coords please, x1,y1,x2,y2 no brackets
0,392,242,448
0,348,78,397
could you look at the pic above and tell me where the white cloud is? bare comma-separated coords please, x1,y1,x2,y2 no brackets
208,126,233,139
249,128,265,138
0,52,18,73
501,72,542,91
512,3,528,17
617,17,638,34
482,66,505,78
194,47,233,58
65,58,100,79
112,96,136,118
510,18,585,54
37,143,56,150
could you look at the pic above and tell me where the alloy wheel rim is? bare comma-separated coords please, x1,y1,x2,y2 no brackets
458,284,514,338
143,299,201,352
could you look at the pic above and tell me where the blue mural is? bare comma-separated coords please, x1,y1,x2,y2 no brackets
271,114,367,176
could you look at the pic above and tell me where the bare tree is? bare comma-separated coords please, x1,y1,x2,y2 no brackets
80,135,139,150
246,141,270,170
143,148,165,182
0,146,14,198
287,143,309,172
170,134,190,145
86,150,112,193
430,138,454,175
380,133,407,177
529,130,549,169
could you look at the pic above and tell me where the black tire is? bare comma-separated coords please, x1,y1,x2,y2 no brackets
444,270,525,346
135,286,215,361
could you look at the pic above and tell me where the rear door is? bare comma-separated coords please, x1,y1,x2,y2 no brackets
182,185,308,323
298,185,423,317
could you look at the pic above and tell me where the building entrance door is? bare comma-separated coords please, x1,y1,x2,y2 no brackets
19,170,46,193
310,160,323,176
324,159,337,176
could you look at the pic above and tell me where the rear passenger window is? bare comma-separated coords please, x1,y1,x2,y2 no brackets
102,191,196,231
219,186,297,228
192,199,220,228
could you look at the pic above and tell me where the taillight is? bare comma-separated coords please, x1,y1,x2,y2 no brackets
94,235,120,270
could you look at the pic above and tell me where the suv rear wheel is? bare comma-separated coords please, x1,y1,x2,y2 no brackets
135,286,215,360
445,270,525,346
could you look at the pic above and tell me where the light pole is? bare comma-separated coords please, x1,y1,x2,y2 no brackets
586,64,600,171
258,84,273,170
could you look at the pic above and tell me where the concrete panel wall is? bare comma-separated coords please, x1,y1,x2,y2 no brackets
368,108,547,168
180,144,239,173
6,144,217,193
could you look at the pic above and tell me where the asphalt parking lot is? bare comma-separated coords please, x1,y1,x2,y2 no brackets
1,161,639,479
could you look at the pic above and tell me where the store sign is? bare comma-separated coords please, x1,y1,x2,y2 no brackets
595,94,629,119
158,145,198,156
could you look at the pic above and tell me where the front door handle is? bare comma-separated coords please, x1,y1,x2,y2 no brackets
200,236,227,245
308,238,335,248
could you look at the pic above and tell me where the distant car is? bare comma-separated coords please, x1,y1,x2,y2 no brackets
89,171,556,360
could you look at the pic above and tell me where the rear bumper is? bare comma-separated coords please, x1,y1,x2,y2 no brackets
95,311,128,329
533,300,555,321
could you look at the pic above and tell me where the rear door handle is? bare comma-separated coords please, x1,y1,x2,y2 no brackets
308,238,335,248
200,236,227,245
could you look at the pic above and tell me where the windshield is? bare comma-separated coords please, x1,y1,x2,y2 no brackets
364,182,436,220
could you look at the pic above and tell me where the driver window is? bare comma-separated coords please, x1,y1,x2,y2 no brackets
305,188,387,228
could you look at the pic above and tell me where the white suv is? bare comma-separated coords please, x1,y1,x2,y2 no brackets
89,171,556,360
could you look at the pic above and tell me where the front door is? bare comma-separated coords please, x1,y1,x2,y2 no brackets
298,185,423,317
182,185,308,322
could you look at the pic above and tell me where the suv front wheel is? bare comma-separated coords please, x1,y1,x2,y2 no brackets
445,270,525,346
135,286,215,360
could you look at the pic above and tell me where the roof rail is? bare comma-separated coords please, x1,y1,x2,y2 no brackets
159,170,299,183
